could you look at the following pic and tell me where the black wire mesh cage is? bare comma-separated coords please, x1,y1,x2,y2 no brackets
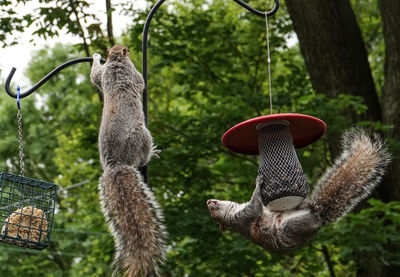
257,121,309,211
0,172,57,250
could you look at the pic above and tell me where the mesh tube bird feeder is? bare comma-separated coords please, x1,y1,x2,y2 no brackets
223,113,326,211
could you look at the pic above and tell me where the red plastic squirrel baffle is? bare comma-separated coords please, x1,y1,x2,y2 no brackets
222,113,326,211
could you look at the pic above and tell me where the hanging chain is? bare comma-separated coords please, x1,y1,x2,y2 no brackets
16,86,25,176
265,10,273,114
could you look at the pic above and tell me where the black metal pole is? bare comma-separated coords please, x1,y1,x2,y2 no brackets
141,0,280,184
140,0,167,184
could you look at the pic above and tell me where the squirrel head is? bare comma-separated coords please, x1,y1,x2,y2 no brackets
107,45,130,59
207,199,237,232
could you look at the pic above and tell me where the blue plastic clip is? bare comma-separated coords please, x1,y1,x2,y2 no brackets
17,85,21,109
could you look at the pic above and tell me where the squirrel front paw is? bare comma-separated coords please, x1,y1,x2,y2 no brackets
93,53,102,63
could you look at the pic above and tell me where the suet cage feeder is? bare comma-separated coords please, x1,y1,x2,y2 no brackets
0,172,57,250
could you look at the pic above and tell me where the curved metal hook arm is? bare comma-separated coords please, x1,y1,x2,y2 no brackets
232,0,280,17
4,57,106,99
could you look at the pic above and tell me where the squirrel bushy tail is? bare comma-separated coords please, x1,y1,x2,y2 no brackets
309,128,391,224
100,164,167,277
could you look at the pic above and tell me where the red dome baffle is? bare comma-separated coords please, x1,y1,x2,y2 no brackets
222,113,327,155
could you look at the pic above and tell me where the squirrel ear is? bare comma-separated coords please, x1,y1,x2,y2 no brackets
123,47,128,56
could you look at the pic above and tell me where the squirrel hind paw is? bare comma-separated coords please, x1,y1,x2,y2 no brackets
151,146,161,159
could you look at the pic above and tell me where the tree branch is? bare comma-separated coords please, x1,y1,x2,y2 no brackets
322,245,336,277
105,0,115,45
69,0,90,57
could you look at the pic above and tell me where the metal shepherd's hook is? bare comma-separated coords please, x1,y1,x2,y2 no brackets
141,0,279,183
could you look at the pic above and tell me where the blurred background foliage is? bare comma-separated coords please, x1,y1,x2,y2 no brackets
0,0,399,276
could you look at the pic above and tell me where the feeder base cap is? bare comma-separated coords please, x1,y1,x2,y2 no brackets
267,196,304,211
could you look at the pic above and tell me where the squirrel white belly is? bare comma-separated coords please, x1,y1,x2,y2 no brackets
90,45,167,276
207,129,391,252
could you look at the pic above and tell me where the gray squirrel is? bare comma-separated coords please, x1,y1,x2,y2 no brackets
90,45,167,277
207,129,391,252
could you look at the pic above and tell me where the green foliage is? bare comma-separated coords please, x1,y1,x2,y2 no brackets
317,199,400,272
0,0,32,47
0,0,107,50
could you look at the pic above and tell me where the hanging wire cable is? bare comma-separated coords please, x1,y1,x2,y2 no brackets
265,10,273,114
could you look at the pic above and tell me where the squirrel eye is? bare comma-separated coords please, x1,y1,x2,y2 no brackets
211,216,217,221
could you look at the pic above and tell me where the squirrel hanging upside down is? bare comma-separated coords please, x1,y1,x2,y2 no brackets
207,129,391,252
90,45,167,277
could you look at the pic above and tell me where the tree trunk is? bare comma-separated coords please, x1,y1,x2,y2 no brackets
378,0,400,202
285,0,381,157
105,0,115,45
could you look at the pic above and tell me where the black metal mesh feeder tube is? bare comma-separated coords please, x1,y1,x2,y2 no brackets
256,121,309,211
222,113,327,212
0,172,57,250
